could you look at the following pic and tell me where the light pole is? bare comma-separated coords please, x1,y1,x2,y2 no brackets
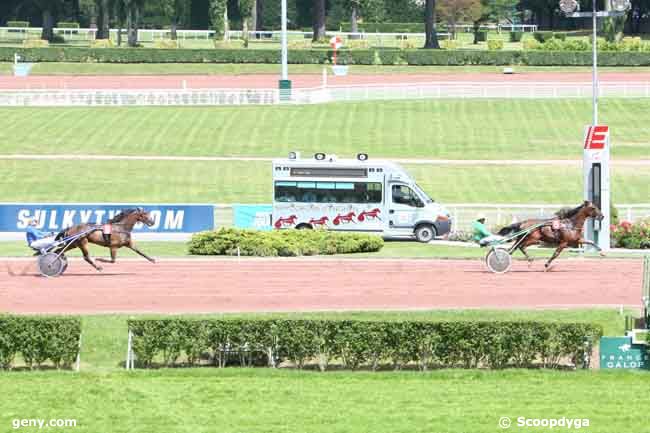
279,0,291,101
559,0,630,251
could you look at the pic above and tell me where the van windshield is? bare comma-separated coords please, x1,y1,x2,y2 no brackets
414,184,434,203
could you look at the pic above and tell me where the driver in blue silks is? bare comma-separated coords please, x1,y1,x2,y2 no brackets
26,217,57,251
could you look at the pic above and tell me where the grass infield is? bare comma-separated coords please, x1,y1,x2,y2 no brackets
1,159,648,204
0,311,645,433
1,99,650,160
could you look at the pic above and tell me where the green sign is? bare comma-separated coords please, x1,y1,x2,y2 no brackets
600,337,650,370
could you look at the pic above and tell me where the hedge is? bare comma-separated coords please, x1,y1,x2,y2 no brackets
0,315,81,370
2,47,649,66
188,228,384,257
128,319,602,370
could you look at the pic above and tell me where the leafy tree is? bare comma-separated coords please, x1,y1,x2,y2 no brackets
161,0,189,40
239,0,254,46
209,0,228,39
437,0,482,38
30,0,62,41
95,0,110,39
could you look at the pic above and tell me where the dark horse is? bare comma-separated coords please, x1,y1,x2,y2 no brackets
497,201,605,270
55,208,156,271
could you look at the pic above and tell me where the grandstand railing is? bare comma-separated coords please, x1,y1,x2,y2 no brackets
3,82,649,107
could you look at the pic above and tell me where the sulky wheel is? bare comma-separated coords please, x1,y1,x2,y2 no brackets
485,247,512,274
37,252,65,278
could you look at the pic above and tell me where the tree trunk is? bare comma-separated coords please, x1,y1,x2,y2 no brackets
171,18,178,40
423,0,439,48
472,21,480,44
243,17,249,47
312,0,326,42
100,0,110,39
351,4,358,34
127,5,137,47
41,8,54,41
223,4,229,40
255,0,264,30
251,0,257,33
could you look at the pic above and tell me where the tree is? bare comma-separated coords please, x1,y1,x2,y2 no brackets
161,0,189,40
422,0,440,48
209,0,228,40
437,0,482,38
313,0,326,41
95,0,110,39
31,0,62,41
239,0,254,46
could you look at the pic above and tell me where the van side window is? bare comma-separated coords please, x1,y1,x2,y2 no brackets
392,185,424,207
275,181,382,204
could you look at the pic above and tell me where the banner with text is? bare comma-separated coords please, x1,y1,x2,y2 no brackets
0,204,214,233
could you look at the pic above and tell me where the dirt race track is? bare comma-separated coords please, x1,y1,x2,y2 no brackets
0,258,643,314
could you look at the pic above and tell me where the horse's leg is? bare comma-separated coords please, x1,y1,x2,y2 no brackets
544,242,568,270
580,239,606,256
518,245,533,264
128,241,156,263
97,247,118,264
79,239,102,272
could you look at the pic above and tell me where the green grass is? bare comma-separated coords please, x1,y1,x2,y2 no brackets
0,310,642,433
3,99,649,160
1,159,648,204
2,368,649,433
5,62,650,75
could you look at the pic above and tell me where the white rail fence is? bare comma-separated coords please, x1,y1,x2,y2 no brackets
0,25,537,44
2,82,650,107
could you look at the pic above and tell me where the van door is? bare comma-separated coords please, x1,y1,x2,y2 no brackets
387,184,425,233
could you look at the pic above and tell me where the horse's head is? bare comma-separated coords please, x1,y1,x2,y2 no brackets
134,207,155,226
583,200,604,221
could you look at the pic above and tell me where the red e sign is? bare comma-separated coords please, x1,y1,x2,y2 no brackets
584,125,609,150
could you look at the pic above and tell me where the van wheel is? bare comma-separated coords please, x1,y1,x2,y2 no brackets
295,224,313,230
415,224,436,243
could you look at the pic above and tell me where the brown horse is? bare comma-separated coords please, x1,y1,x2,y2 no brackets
497,201,604,270
56,208,156,271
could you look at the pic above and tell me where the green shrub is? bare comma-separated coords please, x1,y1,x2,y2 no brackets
22,39,49,48
487,40,504,50
7,21,29,27
509,31,523,42
91,39,114,48
476,31,488,42
50,34,66,44
128,318,603,370
533,31,554,43
611,219,650,249
553,32,567,41
0,315,81,370
340,22,424,33
57,22,80,28
188,228,384,257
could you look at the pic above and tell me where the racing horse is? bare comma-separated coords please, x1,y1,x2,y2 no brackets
497,201,604,270
55,208,156,271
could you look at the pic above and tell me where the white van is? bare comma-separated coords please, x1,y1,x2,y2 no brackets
272,153,451,242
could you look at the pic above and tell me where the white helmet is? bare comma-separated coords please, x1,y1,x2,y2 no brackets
476,213,487,221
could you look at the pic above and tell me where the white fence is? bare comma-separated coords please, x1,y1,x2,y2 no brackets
3,81,650,107
0,26,538,44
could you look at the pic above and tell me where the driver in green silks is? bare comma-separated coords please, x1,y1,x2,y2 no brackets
472,213,503,246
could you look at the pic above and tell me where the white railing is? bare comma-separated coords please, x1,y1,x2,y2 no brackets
445,204,650,232
0,27,97,41
3,82,650,107
0,88,278,107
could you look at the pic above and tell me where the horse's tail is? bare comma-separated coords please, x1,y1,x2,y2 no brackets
498,222,523,237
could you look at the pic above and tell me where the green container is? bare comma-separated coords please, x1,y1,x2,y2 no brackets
600,337,649,370
278,79,292,102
